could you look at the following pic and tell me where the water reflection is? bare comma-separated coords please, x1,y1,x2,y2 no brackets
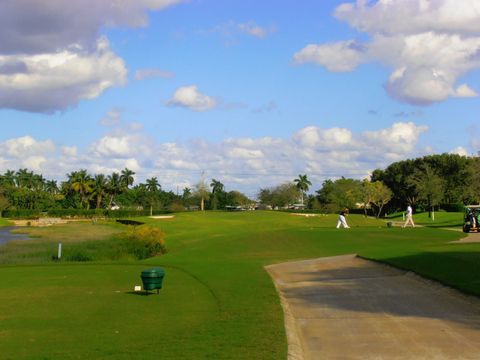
0,226,29,245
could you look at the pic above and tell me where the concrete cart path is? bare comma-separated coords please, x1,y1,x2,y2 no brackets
266,255,480,360
450,231,480,243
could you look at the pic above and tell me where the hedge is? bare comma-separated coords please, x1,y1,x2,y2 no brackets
1,208,172,219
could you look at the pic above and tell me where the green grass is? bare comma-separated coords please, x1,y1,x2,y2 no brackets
0,217,12,227
388,211,464,227
0,211,479,359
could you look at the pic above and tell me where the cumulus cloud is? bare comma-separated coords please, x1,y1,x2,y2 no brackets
1,122,466,197
100,109,123,127
0,37,127,112
1,136,55,158
0,0,184,112
92,136,133,158
294,0,480,105
237,22,275,38
203,20,275,44
0,0,185,55
167,85,217,112
293,40,364,72
135,68,175,80
450,146,469,157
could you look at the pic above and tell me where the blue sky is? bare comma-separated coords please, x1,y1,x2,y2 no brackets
0,0,479,197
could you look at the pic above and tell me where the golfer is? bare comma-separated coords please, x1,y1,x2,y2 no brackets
336,208,350,229
403,204,415,228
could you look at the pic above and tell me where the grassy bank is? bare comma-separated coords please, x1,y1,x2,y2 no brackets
0,211,478,359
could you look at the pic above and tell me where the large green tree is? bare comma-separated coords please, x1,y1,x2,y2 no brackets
407,163,445,217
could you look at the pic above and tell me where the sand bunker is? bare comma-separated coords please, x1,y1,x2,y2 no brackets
149,215,175,219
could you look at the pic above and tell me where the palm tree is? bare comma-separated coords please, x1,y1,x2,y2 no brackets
195,180,210,211
210,179,224,194
120,168,135,190
145,177,160,216
16,168,33,189
210,179,224,210
294,174,312,205
1,170,16,188
68,169,93,209
91,174,108,209
45,180,59,195
182,187,192,199
107,172,122,209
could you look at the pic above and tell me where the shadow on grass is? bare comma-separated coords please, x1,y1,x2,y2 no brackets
125,291,161,296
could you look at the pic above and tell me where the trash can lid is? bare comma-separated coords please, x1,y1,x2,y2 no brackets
141,267,165,277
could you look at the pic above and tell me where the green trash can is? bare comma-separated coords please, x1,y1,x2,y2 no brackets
141,267,165,295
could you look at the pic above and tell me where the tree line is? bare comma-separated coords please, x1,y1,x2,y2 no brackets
0,169,252,216
0,153,479,217
259,153,480,217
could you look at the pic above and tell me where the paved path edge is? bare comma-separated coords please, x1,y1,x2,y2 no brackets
265,254,359,360
265,263,307,360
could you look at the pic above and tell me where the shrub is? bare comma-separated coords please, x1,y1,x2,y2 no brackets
66,252,92,262
119,226,167,260
169,202,186,212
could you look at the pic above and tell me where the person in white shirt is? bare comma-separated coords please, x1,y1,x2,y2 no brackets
336,208,350,229
403,205,415,228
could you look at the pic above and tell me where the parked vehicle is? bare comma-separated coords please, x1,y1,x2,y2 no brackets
463,205,480,233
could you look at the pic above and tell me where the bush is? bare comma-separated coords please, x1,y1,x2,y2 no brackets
439,203,465,212
2,208,173,219
118,226,167,260
65,251,92,262
169,202,186,212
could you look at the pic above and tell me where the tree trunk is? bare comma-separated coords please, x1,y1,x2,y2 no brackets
377,204,384,218
150,204,153,217
201,197,204,211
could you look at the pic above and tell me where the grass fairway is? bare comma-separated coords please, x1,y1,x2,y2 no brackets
1,211,479,359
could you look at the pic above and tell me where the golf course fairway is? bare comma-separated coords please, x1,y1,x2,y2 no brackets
0,211,478,359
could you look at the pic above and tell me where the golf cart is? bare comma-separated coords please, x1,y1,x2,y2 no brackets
463,205,480,233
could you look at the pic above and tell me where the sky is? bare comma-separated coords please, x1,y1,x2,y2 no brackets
0,0,479,198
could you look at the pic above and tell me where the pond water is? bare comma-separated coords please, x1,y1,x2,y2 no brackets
0,227,29,246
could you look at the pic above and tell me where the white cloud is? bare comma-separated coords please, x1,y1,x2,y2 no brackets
237,22,274,38
293,41,364,72
0,37,127,112
450,146,469,157
454,84,478,98
334,0,480,36
1,136,55,157
100,109,123,127
293,126,353,148
23,156,48,171
135,68,175,80
362,122,429,159
294,0,480,105
0,0,186,55
62,146,78,157
0,122,459,197
91,136,133,158
205,21,275,42
0,0,183,112
167,85,217,112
